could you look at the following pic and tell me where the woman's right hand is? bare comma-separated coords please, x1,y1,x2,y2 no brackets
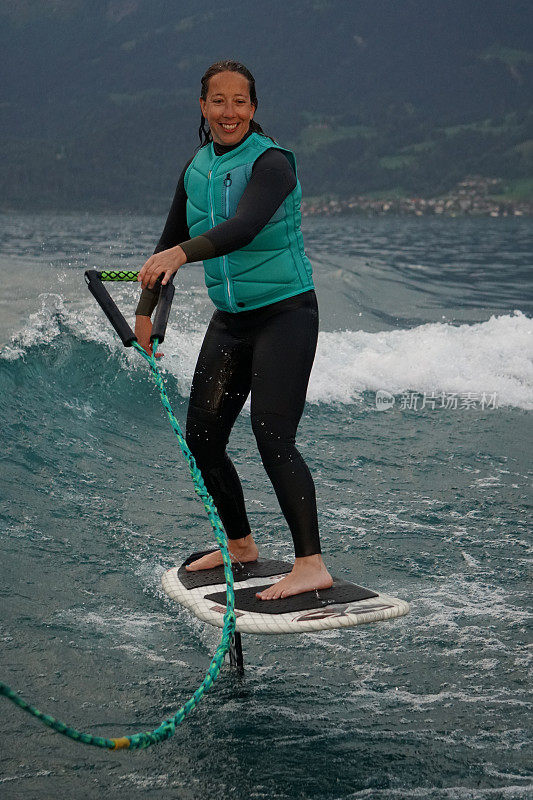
135,315,164,358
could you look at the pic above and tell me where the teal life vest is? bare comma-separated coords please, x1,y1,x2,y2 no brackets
183,132,314,313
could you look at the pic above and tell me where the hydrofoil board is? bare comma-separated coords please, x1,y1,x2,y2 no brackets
162,550,409,635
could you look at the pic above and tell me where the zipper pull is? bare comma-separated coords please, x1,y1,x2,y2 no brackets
223,173,232,187
208,170,212,179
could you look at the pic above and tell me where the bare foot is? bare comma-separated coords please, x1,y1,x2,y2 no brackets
256,555,333,600
185,534,259,571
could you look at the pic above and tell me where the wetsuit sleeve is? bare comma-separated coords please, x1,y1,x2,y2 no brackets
135,159,191,316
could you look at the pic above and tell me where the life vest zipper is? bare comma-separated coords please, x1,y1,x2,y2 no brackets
223,173,232,217
208,164,236,311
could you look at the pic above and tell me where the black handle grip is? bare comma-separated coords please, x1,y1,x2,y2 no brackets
85,270,137,347
151,280,175,345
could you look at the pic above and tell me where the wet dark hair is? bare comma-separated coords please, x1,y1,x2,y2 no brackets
198,60,274,147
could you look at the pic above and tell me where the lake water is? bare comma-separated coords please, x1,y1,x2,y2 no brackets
1,212,531,799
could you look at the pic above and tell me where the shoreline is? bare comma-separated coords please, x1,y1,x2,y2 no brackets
1,176,531,219
301,176,532,218
301,198,531,218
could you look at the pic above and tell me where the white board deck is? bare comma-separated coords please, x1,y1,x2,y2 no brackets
162,553,409,635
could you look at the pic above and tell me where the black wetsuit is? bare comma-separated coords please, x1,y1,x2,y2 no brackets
138,132,321,558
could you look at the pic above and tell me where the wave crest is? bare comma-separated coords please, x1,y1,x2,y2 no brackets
2,299,531,409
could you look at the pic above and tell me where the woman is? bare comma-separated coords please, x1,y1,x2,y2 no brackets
136,60,332,600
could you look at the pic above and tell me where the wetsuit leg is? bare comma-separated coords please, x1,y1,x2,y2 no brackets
249,291,320,557
185,312,253,540
186,290,320,557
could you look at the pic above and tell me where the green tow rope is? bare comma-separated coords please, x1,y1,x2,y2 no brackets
1,324,236,749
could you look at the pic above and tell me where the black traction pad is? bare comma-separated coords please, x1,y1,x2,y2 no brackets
205,579,379,615
178,550,292,590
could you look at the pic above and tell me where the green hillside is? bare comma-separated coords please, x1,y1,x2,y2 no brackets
1,1,532,210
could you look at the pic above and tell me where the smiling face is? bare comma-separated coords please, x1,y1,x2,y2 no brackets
199,70,256,146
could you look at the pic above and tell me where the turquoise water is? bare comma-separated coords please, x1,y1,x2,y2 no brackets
1,213,531,798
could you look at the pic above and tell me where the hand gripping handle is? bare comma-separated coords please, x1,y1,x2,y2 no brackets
85,270,176,348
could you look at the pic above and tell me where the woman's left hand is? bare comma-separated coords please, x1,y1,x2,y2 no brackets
138,245,187,289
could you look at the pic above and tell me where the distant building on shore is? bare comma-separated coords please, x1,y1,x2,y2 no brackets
301,176,531,218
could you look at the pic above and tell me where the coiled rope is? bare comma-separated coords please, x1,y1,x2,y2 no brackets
0,337,236,749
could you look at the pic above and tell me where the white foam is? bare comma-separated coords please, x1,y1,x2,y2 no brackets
310,311,532,409
340,786,533,798
0,292,119,360
2,295,531,410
